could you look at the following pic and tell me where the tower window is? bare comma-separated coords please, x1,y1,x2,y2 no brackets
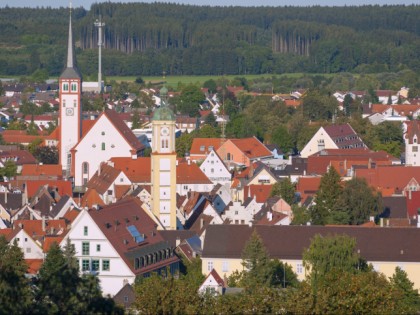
71,83,77,92
73,100,77,107
102,143,105,150
62,83,69,91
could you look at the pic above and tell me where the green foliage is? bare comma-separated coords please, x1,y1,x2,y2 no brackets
0,160,17,180
310,167,342,225
175,84,204,117
28,138,43,155
303,234,362,285
270,177,295,205
302,90,338,121
0,237,32,315
390,267,420,314
337,177,383,225
270,124,293,154
291,204,311,225
131,110,141,129
33,145,59,165
203,79,217,94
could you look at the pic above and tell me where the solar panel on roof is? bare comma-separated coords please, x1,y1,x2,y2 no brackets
127,225,144,243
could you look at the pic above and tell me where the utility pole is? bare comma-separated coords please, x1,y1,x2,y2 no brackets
94,16,105,93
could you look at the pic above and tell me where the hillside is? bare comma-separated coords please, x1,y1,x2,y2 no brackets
0,3,419,77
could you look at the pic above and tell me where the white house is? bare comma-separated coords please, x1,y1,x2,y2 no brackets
199,150,231,187
404,120,420,166
176,160,214,196
222,198,261,225
300,124,366,158
61,197,179,296
198,269,225,295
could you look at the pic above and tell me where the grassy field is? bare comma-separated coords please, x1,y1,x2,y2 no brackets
107,73,336,88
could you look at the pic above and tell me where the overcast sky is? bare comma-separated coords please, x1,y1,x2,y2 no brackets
0,0,418,9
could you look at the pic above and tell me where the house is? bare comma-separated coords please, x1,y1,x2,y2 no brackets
189,138,223,162
61,197,180,296
202,224,420,290
71,110,145,189
176,160,213,196
199,269,225,295
113,284,135,311
355,166,420,197
217,137,273,168
300,124,366,158
199,149,231,187
86,162,132,204
222,198,261,225
404,120,420,166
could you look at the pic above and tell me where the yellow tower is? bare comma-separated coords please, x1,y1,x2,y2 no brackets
151,86,177,230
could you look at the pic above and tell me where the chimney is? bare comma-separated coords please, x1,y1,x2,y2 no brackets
176,236,181,247
42,216,46,232
4,191,7,204
176,160,179,166
380,217,384,227
267,211,273,222
200,218,204,229
187,159,191,165
248,220,253,227
369,216,374,222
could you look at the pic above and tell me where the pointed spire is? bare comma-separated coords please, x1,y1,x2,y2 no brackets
67,1,74,69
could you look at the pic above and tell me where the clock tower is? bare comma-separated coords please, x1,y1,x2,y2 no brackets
59,5,82,177
151,86,177,230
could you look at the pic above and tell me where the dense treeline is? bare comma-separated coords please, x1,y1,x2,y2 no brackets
0,4,419,77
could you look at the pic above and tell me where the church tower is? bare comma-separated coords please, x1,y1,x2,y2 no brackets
59,4,82,176
151,86,177,230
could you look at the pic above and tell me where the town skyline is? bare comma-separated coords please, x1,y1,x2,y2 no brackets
0,0,417,9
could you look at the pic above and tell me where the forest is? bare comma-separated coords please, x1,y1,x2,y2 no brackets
0,3,419,77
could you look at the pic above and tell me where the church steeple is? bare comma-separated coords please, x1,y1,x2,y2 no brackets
59,0,82,175
61,1,81,79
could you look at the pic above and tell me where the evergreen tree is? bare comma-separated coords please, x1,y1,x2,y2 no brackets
390,267,420,314
241,230,273,290
270,177,295,205
131,110,141,129
0,237,32,315
310,167,342,225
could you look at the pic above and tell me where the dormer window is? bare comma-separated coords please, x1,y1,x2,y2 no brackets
414,138,417,144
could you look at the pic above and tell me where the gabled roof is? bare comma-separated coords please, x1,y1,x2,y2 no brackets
80,188,105,209
88,197,179,275
190,138,222,157
18,180,72,199
227,137,272,159
13,219,67,237
205,269,225,287
356,166,420,195
110,157,151,183
247,184,272,203
87,163,122,195
177,161,212,184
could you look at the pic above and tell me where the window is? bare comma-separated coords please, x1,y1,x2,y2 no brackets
97,244,101,252
71,83,77,92
82,242,90,255
222,261,229,272
413,146,418,152
297,263,303,274
200,145,205,152
108,190,113,195
83,226,88,236
63,99,66,107
73,100,77,107
82,259,90,271
24,238,28,242
62,83,69,91
124,296,129,303
92,259,100,271
102,259,110,271
26,247,31,253
207,261,213,271
101,131,105,135
82,162,89,174
102,142,105,150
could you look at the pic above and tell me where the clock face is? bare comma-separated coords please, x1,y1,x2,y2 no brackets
65,108,74,116
160,127,169,136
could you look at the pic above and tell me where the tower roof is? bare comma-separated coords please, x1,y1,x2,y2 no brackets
153,84,174,121
60,7,81,79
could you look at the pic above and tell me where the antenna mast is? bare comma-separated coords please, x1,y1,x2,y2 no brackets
94,16,105,93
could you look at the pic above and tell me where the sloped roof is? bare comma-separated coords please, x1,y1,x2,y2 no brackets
247,184,272,203
21,180,72,199
356,166,420,195
405,120,420,144
80,188,105,209
228,137,272,159
111,157,151,183
0,149,37,165
202,225,420,262
190,138,222,157
21,164,63,177
88,197,179,274
177,161,212,184
13,219,67,237
87,163,121,195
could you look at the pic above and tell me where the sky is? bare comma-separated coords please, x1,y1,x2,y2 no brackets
0,0,418,9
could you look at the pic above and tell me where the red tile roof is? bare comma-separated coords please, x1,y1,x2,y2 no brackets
247,184,272,203
356,166,420,196
111,157,151,183
26,259,43,274
21,180,72,199
228,137,272,159
190,138,222,157
405,120,420,144
177,161,212,184
21,164,63,177
80,189,105,209
87,163,122,195
88,197,179,274
13,219,67,237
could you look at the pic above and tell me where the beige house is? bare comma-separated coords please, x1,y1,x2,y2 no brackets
202,225,420,289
